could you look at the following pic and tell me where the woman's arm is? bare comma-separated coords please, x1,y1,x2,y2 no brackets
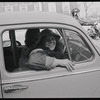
46,56,75,71
28,49,75,71
51,58,75,71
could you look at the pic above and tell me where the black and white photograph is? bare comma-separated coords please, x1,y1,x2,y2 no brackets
0,2,100,98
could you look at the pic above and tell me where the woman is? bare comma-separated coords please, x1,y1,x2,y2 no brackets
27,29,75,71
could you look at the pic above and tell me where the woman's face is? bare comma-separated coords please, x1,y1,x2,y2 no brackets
45,35,56,50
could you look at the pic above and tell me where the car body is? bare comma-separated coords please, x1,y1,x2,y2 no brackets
0,12,100,98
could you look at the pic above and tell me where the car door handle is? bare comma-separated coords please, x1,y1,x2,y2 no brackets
3,85,28,93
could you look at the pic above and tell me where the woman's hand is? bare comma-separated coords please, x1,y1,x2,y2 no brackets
53,58,75,72
59,59,75,72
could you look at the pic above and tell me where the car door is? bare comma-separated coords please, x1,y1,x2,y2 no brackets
0,74,3,98
1,24,100,98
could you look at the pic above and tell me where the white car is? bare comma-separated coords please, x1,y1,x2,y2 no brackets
0,12,100,98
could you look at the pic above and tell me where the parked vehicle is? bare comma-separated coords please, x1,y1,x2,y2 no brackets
86,21,100,39
0,12,100,98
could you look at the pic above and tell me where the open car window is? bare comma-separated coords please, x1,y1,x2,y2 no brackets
2,27,93,73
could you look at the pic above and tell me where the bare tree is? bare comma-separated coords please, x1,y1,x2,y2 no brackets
56,2,63,13
83,2,94,19
41,2,48,12
70,2,78,13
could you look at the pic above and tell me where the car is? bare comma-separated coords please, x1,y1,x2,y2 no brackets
0,12,100,98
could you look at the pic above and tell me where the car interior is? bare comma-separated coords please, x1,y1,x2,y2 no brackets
3,30,23,72
2,28,93,72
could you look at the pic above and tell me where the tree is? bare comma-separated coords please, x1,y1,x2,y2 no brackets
70,2,78,15
41,2,48,12
83,2,94,19
56,2,63,13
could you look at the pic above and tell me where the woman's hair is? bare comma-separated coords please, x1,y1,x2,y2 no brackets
37,35,47,48
37,29,60,48
24,29,62,58
37,30,64,58
25,28,40,47
24,29,64,59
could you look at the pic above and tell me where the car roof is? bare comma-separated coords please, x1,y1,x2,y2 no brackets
0,12,83,29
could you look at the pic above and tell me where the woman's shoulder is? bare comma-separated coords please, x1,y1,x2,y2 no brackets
30,48,44,56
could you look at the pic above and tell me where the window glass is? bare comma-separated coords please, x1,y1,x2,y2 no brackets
63,29,92,62
2,31,11,47
15,29,26,45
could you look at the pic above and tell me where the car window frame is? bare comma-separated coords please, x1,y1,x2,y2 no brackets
0,23,99,84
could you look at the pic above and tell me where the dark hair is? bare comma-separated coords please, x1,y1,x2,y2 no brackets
23,28,40,58
40,29,60,40
37,29,60,48
24,29,64,59
37,30,64,58
25,28,40,47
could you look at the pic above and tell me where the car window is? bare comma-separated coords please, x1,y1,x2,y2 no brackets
2,29,26,72
3,31,11,47
63,29,93,62
15,29,26,45
2,27,93,73
2,28,62,72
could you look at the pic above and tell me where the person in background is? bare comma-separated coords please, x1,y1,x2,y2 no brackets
27,29,75,71
71,8,93,26
18,28,40,70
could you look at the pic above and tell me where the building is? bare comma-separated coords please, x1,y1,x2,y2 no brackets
0,2,77,16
